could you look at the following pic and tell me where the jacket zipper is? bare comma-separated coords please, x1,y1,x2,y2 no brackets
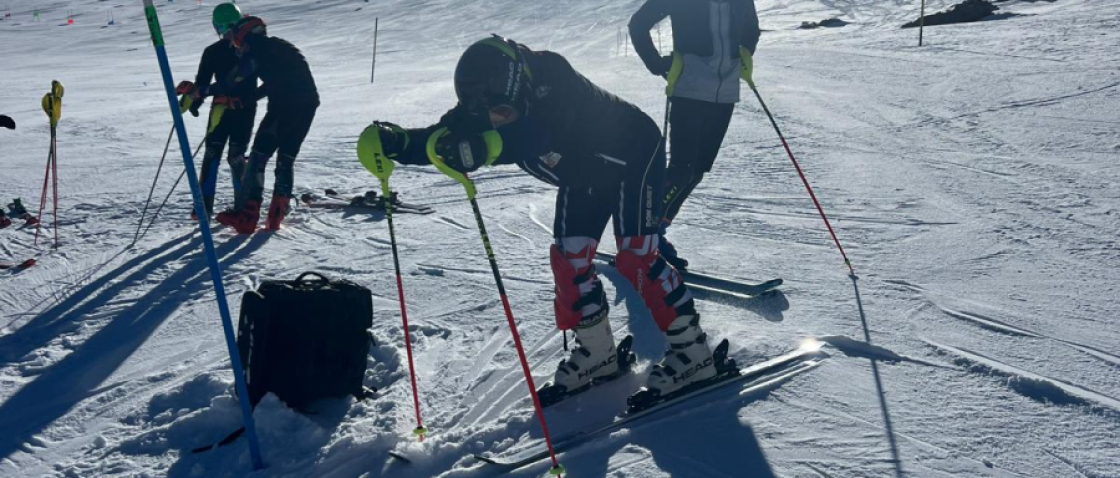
715,2,726,103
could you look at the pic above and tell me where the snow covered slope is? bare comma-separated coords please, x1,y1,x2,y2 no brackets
2,0,1118,477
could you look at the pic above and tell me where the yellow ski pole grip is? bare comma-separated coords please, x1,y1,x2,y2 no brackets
425,127,478,200
664,51,683,97
207,104,227,134
357,124,398,188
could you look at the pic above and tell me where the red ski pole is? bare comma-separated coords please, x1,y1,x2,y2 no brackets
37,81,65,248
751,85,854,275
424,129,565,475
358,126,428,440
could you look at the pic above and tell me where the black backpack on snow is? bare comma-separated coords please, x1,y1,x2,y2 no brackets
235,272,374,409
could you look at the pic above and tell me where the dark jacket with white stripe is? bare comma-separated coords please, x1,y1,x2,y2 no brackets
394,47,662,188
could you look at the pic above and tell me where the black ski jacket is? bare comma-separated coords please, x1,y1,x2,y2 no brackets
195,39,257,104
630,0,761,76
212,36,319,106
393,46,660,189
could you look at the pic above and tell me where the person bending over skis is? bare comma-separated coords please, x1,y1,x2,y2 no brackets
185,15,319,233
630,0,760,270
361,36,721,401
175,2,259,220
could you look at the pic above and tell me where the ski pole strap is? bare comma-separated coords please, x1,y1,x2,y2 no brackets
426,127,477,199
357,123,397,183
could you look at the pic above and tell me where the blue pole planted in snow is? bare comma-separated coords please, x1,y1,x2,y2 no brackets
139,0,264,470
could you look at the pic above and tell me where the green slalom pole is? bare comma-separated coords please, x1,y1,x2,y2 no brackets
140,0,264,469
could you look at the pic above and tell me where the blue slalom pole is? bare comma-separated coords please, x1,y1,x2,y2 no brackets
140,0,264,470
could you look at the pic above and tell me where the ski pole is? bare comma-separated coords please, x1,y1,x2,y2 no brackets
750,85,854,275
426,130,565,477
34,142,52,245
134,125,176,244
357,125,427,441
137,103,224,242
36,80,64,247
137,136,206,242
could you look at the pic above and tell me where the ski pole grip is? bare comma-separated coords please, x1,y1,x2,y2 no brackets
357,124,396,182
426,127,477,200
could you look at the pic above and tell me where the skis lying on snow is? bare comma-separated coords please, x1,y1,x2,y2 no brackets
595,251,782,299
0,258,36,271
474,345,827,470
299,189,435,215
537,335,638,407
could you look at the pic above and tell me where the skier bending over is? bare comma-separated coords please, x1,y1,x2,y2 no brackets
185,15,319,233
630,0,760,270
176,2,259,219
361,36,721,399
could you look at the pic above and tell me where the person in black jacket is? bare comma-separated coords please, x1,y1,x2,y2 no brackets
360,36,722,400
630,0,760,270
191,16,319,234
175,3,258,220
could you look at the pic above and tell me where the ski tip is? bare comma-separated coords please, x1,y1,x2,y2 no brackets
473,453,503,465
387,451,412,464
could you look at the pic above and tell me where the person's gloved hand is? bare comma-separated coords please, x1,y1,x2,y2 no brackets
434,128,492,174
740,47,755,88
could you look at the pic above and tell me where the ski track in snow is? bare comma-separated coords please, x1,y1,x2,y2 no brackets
2,0,1119,477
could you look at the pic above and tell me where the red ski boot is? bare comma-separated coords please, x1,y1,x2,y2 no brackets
0,215,10,229
266,195,291,231
216,200,261,234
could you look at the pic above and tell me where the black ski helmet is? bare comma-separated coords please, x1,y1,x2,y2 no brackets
454,35,534,117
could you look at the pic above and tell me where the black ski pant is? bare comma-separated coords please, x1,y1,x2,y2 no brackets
238,102,317,208
662,97,734,224
198,104,255,212
553,117,665,241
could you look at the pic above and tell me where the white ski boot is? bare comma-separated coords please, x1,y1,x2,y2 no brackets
552,314,619,392
646,314,717,396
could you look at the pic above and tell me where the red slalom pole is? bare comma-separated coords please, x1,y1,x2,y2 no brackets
383,193,428,441
751,86,855,276
426,136,564,475
466,191,565,477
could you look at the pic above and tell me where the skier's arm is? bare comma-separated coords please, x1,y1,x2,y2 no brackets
207,55,256,98
740,0,761,55
628,0,672,76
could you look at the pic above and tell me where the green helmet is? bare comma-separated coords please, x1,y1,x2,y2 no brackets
212,3,242,37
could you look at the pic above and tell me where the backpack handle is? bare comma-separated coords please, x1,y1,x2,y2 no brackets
294,272,331,284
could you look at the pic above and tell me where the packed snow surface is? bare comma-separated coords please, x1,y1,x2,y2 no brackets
2,0,1118,477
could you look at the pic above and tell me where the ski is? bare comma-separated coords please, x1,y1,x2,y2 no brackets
0,258,37,270
595,251,782,299
326,188,435,214
474,345,827,470
537,335,637,407
299,191,434,215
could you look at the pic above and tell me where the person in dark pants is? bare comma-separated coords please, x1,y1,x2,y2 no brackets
177,3,258,220
192,16,319,234
360,36,721,400
630,0,760,270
